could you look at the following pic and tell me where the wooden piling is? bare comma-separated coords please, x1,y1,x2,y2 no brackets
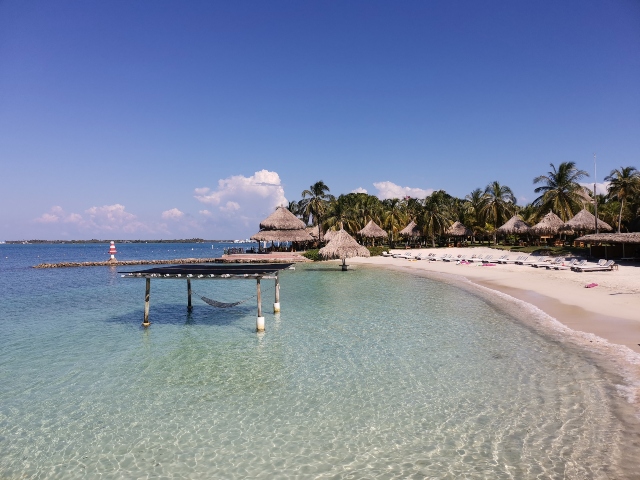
274,272,280,313
256,277,265,331
143,278,151,326
187,278,192,312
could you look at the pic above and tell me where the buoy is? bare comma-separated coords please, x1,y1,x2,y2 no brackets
108,241,117,261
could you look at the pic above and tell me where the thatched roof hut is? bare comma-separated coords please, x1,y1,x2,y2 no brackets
251,206,314,243
563,209,613,233
319,228,370,269
530,211,564,236
358,220,387,239
259,206,306,230
445,221,472,237
323,229,338,242
399,220,421,237
576,232,640,244
306,225,320,240
496,215,531,235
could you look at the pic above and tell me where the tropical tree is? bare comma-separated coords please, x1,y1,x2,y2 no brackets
324,194,359,233
381,198,406,245
604,166,640,233
480,181,517,244
421,191,453,247
464,188,485,242
532,162,589,220
300,181,334,240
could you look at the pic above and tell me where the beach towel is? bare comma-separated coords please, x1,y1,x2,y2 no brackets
585,283,598,288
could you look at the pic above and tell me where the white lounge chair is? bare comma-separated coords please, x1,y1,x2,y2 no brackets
549,259,577,270
499,255,527,264
532,257,562,268
573,260,615,272
517,256,548,265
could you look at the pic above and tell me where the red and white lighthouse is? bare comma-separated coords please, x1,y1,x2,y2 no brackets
108,241,117,261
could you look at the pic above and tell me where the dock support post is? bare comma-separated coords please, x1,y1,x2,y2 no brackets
341,258,348,271
143,278,151,326
273,272,280,313
187,278,192,312
256,277,265,331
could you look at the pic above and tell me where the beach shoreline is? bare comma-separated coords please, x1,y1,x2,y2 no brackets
348,247,640,414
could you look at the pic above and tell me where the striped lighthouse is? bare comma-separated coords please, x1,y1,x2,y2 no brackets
108,241,117,262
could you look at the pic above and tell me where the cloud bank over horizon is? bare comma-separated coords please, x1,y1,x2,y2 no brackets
372,181,434,200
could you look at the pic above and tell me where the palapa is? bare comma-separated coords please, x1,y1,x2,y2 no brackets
323,229,338,241
576,232,640,244
562,209,613,233
319,228,370,270
306,225,320,240
251,206,314,243
399,220,421,237
496,215,531,235
445,221,472,237
358,220,387,238
530,211,564,236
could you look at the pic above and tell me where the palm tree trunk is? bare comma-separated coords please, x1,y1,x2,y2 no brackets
618,199,624,233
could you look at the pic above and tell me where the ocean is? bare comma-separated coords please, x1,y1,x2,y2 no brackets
0,242,638,478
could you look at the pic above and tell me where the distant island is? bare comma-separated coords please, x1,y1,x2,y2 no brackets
3,238,252,244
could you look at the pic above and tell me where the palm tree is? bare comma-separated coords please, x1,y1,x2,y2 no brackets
533,162,589,221
480,181,516,244
381,198,406,245
421,191,453,247
604,166,640,233
300,181,334,241
464,188,485,242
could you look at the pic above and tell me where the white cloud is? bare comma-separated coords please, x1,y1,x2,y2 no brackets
194,170,288,237
579,181,610,196
372,181,433,200
35,205,82,224
351,187,368,194
84,204,151,233
161,208,185,220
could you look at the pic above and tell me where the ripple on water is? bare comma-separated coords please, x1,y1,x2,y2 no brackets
0,262,638,478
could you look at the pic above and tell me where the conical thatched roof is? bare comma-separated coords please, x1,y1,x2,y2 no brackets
319,229,370,260
399,220,421,237
496,215,531,234
563,209,613,232
306,225,320,240
323,229,338,241
576,232,640,244
252,206,313,242
445,221,472,237
259,206,307,230
530,211,564,236
251,229,314,242
358,220,387,238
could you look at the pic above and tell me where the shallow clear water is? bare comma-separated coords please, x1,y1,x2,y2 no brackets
0,244,636,478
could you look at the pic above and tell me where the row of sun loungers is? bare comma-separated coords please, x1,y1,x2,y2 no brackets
382,251,617,272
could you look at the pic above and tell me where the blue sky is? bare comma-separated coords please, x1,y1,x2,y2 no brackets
1,0,639,240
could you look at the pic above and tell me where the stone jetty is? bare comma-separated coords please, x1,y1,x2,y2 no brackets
33,253,310,268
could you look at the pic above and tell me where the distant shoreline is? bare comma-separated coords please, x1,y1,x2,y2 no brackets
2,239,253,244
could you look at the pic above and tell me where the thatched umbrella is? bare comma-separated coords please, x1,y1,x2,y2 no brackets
399,220,420,237
357,220,387,246
496,215,531,235
563,209,613,233
251,206,313,246
306,225,320,240
319,228,370,270
323,229,338,242
576,232,640,244
445,221,472,237
530,211,565,236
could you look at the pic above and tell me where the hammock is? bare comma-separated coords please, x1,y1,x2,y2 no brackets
192,286,272,309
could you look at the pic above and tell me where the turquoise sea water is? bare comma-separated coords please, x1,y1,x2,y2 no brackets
0,243,638,478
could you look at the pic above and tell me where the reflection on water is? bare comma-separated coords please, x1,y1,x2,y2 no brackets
0,246,638,478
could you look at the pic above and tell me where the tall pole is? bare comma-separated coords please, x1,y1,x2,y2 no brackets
594,153,599,234
143,278,151,326
256,277,265,332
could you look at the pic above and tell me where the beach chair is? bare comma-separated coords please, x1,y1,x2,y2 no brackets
499,255,526,264
468,255,484,263
549,259,577,270
443,254,463,262
532,257,562,268
573,260,615,272
517,256,548,265
481,255,495,263
493,255,509,263
381,251,393,257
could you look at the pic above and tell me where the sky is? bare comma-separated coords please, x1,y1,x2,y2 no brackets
1,0,639,240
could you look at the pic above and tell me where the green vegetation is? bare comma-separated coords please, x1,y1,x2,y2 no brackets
367,246,386,256
302,249,320,261
288,163,640,249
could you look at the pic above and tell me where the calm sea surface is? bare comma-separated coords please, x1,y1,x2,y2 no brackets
0,243,637,478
